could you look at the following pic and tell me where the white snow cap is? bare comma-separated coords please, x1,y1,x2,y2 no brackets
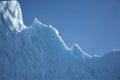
0,1,25,32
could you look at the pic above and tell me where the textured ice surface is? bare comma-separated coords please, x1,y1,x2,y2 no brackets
0,1,25,32
0,1,120,80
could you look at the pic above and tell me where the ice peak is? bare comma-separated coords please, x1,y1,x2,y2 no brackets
31,17,69,51
0,1,25,32
70,44,92,58
71,44,85,53
33,18,47,27
72,44,81,49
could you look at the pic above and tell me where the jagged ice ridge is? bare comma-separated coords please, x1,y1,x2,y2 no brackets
0,1,120,80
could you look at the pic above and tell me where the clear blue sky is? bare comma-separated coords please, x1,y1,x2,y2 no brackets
19,0,120,55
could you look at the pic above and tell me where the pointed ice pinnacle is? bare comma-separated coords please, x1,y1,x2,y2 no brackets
33,18,47,27
70,44,92,58
0,1,25,32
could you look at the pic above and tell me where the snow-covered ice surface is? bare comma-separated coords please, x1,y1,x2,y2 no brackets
0,1,120,80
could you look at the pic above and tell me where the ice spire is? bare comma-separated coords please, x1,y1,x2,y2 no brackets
70,44,92,58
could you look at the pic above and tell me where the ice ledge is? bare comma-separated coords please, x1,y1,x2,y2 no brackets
112,49,120,52
0,1,25,32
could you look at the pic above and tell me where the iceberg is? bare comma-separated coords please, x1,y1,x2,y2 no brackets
0,1,120,80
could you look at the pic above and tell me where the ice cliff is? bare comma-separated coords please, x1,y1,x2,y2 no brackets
0,1,120,80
